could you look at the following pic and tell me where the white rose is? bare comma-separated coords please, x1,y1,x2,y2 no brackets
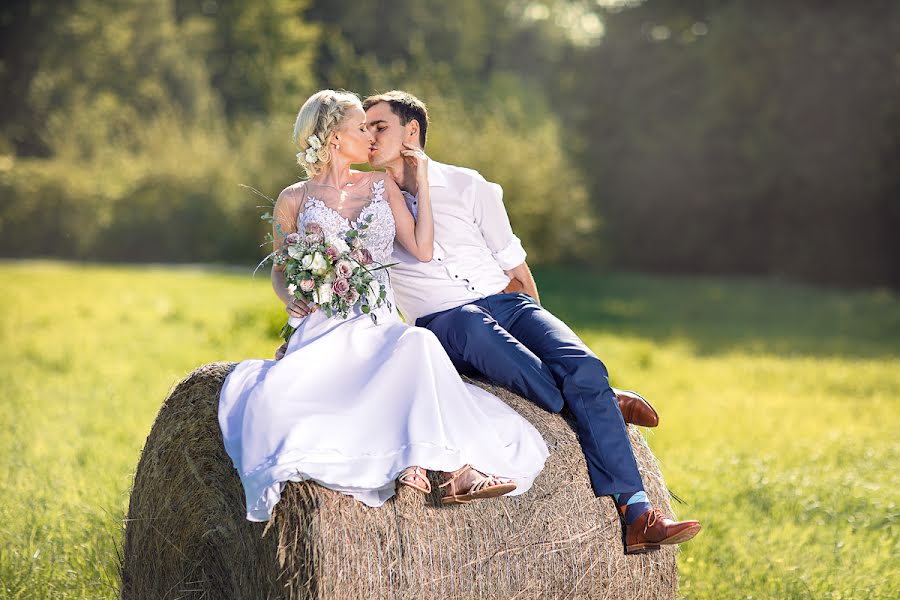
314,282,333,305
305,148,318,164
309,252,329,276
307,135,322,150
327,236,350,255
300,253,314,269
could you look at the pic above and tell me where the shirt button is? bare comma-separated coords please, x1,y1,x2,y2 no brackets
454,275,458,279
437,258,442,262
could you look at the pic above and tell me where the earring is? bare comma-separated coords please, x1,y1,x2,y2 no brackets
336,144,340,150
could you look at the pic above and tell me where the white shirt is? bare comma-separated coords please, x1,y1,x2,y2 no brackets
389,160,527,323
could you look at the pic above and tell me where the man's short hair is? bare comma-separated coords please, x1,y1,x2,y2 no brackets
363,90,429,148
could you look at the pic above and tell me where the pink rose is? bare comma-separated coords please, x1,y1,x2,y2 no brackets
285,232,301,245
350,249,365,264
346,287,360,306
359,248,373,265
299,279,315,293
305,223,324,244
332,277,350,296
325,246,340,260
335,259,353,278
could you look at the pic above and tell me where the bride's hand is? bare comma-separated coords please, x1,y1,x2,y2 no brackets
401,142,429,184
286,297,316,319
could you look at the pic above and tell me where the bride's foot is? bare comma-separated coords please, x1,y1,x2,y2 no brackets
439,464,517,505
398,466,431,494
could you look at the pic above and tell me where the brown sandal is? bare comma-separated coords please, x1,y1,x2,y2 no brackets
439,464,517,505
398,466,431,494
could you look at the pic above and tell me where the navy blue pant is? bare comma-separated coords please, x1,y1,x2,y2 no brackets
417,293,644,496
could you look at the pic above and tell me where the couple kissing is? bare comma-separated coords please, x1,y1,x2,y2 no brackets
218,89,700,555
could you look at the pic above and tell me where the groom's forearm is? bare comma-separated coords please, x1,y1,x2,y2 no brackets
504,261,540,304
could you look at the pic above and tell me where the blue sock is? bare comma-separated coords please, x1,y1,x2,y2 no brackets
613,491,652,525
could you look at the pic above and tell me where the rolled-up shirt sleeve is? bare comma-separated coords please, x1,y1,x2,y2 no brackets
471,178,527,270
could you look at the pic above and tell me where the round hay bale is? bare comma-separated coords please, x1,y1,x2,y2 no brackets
122,363,679,599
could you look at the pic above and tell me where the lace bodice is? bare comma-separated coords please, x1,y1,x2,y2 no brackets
299,177,395,285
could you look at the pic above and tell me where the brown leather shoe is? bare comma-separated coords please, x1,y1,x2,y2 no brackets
614,389,659,427
624,508,701,554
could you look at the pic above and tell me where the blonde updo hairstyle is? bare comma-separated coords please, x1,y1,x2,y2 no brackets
292,90,362,178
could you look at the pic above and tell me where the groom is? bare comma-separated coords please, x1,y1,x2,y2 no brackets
362,91,701,554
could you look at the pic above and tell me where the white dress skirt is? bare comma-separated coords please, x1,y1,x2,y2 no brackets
218,178,548,521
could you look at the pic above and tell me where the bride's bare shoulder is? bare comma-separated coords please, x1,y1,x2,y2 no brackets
278,181,307,202
273,181,308,223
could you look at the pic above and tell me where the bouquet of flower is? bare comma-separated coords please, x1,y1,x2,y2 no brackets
267,216,393,340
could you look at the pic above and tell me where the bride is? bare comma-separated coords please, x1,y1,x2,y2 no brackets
218,90,548,521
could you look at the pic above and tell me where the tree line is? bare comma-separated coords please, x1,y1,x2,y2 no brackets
1,0,897,287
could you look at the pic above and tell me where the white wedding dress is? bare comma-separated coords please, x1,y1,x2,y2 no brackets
218,174,548,521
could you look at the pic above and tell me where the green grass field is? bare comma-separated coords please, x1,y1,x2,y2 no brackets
1,260,898,598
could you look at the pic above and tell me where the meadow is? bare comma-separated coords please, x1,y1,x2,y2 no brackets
1,260,897,599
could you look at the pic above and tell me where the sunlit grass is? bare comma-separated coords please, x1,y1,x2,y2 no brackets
1,260,897,598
